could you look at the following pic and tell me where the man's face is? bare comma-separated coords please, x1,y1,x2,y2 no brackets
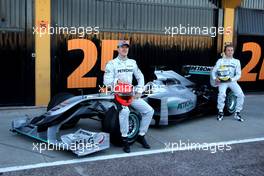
225,47,234,58
117,45,129,57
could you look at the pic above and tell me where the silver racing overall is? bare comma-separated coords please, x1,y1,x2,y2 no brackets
103,56,154,137
212,58,244,113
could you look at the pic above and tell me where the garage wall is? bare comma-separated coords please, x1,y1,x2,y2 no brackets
53,0,218,34
236,8,264,36
234,7,264,91
241,0,264,10
50,0,220,96
0,0,34,106
118,0,219,8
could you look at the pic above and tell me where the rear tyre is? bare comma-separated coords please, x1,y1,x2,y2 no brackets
224,89,237,116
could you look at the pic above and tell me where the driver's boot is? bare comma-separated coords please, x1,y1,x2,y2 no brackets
122,137,130,153
136,135,151,149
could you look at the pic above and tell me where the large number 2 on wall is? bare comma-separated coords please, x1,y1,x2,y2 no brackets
67,39,97,88
67,39,121,88
240,42,264,81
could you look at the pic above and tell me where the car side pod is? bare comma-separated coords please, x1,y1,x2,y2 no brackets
11,117,110,156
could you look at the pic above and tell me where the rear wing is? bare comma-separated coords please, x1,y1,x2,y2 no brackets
182,65,217,87
182,65,213,76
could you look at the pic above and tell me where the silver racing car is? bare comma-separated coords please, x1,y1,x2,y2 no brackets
11,66,237,156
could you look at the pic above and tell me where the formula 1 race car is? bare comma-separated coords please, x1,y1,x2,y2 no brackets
11,66,237,155
143,65,237,125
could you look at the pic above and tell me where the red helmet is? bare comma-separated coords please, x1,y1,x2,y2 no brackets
114,83,134,106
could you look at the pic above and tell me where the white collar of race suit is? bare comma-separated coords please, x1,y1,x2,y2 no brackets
117,55,128,61
223,57,234,60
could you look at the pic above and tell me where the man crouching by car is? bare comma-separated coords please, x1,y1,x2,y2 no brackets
103,40,154,153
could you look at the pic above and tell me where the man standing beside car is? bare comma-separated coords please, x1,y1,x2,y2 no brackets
212,44,245,122
103,40,154,153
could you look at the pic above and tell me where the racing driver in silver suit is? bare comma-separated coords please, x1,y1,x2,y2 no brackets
212,44,245,122
103,40,154,153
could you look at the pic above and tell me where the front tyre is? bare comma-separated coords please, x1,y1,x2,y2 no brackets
102,106,141,146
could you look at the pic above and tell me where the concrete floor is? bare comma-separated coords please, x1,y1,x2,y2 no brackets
0,93,263,174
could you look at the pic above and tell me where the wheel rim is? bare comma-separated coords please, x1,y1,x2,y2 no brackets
127,113,139,139
226,92,236,112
